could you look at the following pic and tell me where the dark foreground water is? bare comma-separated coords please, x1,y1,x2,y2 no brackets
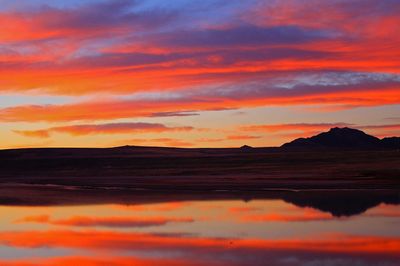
0,192,399,266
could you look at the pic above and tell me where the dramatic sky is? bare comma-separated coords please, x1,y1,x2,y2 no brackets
1,0,400,148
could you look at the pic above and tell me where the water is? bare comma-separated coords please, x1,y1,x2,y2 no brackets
0,194,399,266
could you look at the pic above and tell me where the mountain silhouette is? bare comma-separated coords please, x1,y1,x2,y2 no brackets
381,137,400,149
281,127,397,149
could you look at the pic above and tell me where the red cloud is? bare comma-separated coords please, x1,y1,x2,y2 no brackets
245,0,400,39
1,0,400,149
242,208,337,223
0,256,212,266
0,230,399,256
0,0,399,102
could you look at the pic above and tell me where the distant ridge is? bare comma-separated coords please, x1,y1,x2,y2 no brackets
0,126,399,191
1,127,399,152
381,137,400,149
282,127,400,149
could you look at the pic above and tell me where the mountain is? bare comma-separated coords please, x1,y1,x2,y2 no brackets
281,127,394,149
381,137,400,149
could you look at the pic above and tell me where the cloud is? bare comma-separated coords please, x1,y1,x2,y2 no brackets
358,124,400,138
0,0,400,98
226,135,261,140
244,0,400,38
0,256,214,266
240,123,352,133
151,24,331,48
196,138,225,143
229,207,262,213
1,0,400,148
360,124,400,130
0,0,177,42
17,214,194,228
115,138,194,147
384,117,400,122
239,122,400,140
12,129,50,138
242,209,338,223
0,229,399,266
149,111,200,117
14,122,194,138
2,71,400,122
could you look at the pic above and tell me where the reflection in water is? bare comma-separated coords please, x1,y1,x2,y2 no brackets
0,185,399,216
0,192,399,266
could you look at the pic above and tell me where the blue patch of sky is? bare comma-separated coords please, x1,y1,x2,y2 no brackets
0,0,257,27
0,94,75,108
0,246,72,259
0,0,99,10
276,72,400,89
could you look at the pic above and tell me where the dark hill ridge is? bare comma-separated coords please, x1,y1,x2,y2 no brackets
381,137,400,149
282,127,400,149
0,127,399,191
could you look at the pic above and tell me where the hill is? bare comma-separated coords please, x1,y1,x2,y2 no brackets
0,127,399,191
282,127,400,149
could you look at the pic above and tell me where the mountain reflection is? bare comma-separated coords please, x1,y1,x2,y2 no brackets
0,184,398,216
0,189,398,266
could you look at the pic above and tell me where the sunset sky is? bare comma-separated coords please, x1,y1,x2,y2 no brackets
1,0,399,148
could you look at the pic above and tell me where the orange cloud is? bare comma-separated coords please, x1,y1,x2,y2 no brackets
112,202,190,212
14,122,193,138
197,138,225,143
240,123,352,133
0,0,399,102
239,123,400,140
2,87,399,123
115,138,194,147
1,0,400,149
12,130,50,139
226,135,261,140
153,202,189,211
0,256,212,266
228,207,262,213
17,215,194,228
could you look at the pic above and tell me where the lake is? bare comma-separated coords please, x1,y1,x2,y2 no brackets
0,189,399,266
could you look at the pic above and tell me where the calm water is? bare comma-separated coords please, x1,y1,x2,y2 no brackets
0,197,399,265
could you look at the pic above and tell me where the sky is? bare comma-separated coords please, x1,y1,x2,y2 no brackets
0,0,399,148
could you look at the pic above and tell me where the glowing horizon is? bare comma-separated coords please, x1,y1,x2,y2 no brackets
1,0,400,148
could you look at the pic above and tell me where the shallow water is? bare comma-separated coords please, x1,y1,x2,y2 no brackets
0,198,399,266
